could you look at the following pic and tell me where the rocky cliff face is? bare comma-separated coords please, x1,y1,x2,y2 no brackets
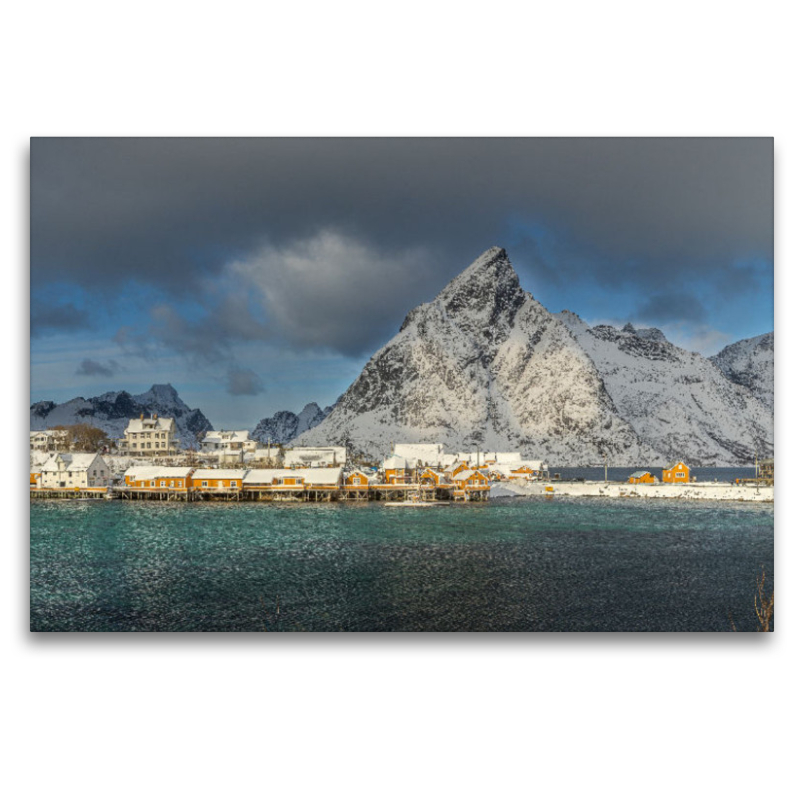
251,402,332,444
295,247,773,465
712,332,774,411
295,248,661,464
30,383,213,446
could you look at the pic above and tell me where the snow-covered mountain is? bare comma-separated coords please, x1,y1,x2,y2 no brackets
30,383,213,446
557,315,773,465
294,247,662,464
712,332,774,411
295,247,773,466
251,402,332,444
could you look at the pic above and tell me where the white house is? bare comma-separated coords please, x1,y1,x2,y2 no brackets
283,446,347,468
244,446,282,465
39,453,111,489
30,429,69,452
200,430,258,456
119,414,178,454
392,443,450,467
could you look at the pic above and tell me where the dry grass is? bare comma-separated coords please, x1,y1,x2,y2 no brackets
754,570,774,632
730,568,774,632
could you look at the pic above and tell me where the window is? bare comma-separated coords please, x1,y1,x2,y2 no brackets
202,481,208,487
676,472,685,478
160,481,166,487
169,481,174,487
150,481,155,487
93,470,97,476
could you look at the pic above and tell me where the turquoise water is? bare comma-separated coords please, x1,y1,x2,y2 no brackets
30,498,774,632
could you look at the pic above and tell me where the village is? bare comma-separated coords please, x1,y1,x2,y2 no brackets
29,413,774,504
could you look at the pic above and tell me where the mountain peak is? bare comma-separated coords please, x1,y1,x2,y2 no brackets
437,246,524,320
400,247,523,334
444,246,514,287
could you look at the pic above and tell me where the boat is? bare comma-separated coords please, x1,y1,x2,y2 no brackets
385,488,449,507
385,499,450,507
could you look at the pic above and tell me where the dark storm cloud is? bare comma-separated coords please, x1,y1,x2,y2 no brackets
31,137,773,352
226,366,264,396
76,358,120,377
635,292,708,324
30,300,90,336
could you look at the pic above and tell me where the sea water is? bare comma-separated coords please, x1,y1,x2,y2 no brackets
30,497,773,632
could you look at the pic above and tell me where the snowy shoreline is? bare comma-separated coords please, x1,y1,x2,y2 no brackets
490,480,774,503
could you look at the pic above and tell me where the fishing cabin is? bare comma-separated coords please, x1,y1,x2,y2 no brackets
662,462,690,484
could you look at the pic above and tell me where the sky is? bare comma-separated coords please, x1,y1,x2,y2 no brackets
30,137,774,430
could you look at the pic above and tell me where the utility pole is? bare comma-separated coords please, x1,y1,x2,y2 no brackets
755,448,759,489
604,452,608,484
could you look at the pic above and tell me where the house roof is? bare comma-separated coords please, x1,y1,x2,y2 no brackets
41,453,102,472
455,469,487,482
392,443,446,464
124,417,175,433
382,454,407,470
124,466,194,480
191,469,248,480
202,430,252,444
243,468,343,486
629,470,651,478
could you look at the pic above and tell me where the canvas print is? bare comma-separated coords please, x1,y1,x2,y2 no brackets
29,138,774,632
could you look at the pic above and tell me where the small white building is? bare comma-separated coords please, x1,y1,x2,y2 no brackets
283,446,347,468
30,429,69,452
119,414,178,454
201,430,258,456
455,451,523,467
244,446,283,465
39,452,111,489
392,443,450,467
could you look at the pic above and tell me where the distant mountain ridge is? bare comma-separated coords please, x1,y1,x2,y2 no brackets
557,314,772,465
294,247,773,465
712,332,774,411
30,383,213,446
251,402,332,444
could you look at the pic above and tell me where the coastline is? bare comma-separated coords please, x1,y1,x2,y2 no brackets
491,480,774,503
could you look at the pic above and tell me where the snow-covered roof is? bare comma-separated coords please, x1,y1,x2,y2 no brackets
202,430,252,444
283,446,346,465
392,443,447,465
124,466,194,480
41,453,102,472
243,468,343,486
629,470,652,478
488,452,522,464
124,416,175,433
30,429,68,439
191,469,248,480
454,469,487,482
382,454,407,470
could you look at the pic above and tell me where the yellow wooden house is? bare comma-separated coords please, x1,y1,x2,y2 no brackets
662,462,690,484
628,470,656,484
190,469,246,491
345,470,370,487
